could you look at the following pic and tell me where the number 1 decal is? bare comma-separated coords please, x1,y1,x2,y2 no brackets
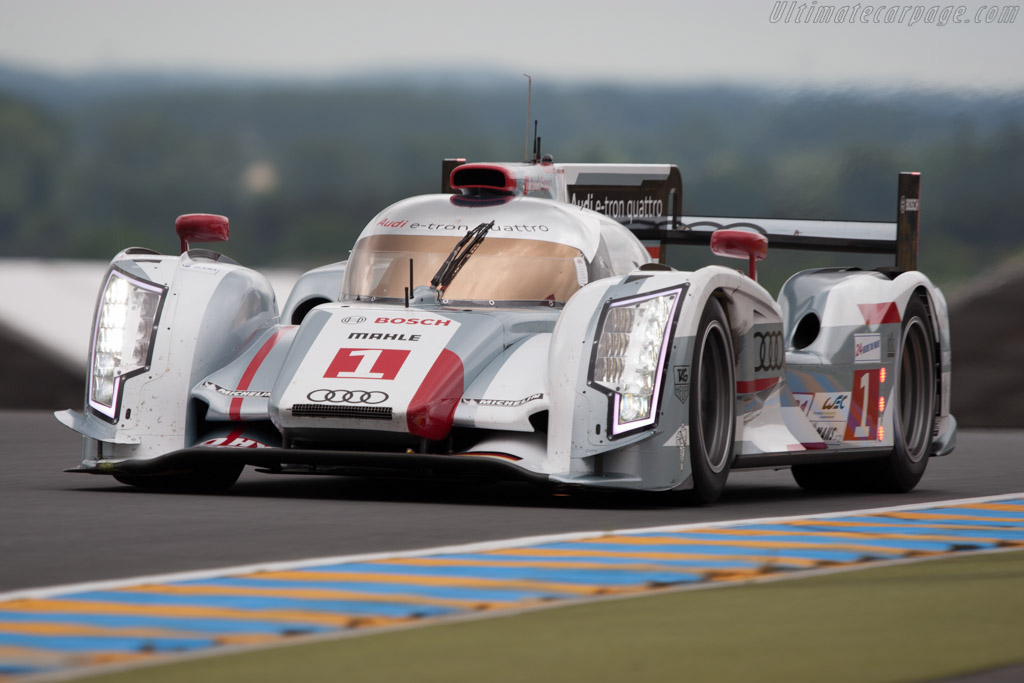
845,369,880,441
324,348,410,380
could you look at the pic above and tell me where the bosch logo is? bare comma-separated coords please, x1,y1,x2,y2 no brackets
375,316,451,326
754,330,784,372
306,389,389,405
340,316,367,325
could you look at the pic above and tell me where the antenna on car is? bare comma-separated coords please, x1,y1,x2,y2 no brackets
523,74,532,162
533,120,541,163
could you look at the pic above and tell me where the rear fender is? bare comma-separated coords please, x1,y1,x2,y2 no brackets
780,268,954,453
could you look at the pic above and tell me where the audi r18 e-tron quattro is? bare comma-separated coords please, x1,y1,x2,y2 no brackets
58,155,955,503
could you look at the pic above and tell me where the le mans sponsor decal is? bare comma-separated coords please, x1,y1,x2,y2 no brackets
808,392,851,422
803,393,850,446
814,423,845,445
855,333,882,363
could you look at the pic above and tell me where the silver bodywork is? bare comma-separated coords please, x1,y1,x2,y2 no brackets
58,161,955,494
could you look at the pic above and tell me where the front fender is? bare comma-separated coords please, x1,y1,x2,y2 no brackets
547,267,764,491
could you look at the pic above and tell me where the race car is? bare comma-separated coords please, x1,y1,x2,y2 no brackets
58,155,955,503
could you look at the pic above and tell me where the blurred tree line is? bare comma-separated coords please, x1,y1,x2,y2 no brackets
1,69,1022,291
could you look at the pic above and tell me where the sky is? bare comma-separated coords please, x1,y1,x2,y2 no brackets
0,0,1022,91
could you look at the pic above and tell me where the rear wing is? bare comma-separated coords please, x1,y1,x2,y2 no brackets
442,160,921,272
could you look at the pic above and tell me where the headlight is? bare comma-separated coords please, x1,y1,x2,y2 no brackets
88,268,166,421
590,286,684,437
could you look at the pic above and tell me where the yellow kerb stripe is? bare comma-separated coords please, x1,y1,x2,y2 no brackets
954,503,1024,512
881,512,1024,522
246,571,617,596
487,547,822,568
680,527,1012,545
0,621,198,639
121,584,507,610
387,557,756,575
0,599,390,628
778,520,1019,533
578,534,909,555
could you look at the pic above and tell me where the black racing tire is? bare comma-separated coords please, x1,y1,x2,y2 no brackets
113,463,244,493
683,297,736,505
868,296,937,491
792,296,936,493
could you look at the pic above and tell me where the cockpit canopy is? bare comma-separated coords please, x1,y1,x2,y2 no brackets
339,195,650,306
341,234,584,305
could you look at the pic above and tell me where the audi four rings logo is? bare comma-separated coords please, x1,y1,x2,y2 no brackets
306,389,389,404
754,330,784,372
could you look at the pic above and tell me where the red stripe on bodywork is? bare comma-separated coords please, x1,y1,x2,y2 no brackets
858,302,901,325
407,348,464,440
229,328,288,421
736,377,780,394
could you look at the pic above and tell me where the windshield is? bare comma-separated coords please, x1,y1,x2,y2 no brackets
341,234,585,304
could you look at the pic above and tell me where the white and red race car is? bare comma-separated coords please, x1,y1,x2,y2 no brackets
58,156,954,503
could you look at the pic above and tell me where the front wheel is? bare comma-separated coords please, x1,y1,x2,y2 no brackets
684,297,736,504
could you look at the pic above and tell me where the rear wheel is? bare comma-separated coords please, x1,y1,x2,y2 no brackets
684,298,736,504
870,296,936,491
792,296,936,493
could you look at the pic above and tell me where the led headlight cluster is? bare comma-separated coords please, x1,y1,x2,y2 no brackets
88,268,166,421
591,287,683,436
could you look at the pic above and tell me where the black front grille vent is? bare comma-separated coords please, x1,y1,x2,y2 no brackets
291,404,393,420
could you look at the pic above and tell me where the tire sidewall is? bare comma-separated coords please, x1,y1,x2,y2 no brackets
687,298,735,503
889,297,936,489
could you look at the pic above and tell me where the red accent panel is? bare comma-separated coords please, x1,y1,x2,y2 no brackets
407,349,464,440
645,245,661,259
229,329,287,421
799,442,829,450
858,302,901,325
736,377,780,394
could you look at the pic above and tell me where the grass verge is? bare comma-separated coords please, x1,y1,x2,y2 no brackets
78,550,1024,683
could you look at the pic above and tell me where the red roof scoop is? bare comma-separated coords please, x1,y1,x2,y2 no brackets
711,228,768,280
175,213,230,254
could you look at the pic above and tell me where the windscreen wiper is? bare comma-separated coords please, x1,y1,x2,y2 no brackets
430,221,494,295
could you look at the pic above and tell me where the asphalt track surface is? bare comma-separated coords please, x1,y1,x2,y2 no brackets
2,411,1022,595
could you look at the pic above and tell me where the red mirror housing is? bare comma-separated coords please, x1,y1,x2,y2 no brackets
175,214,230,254
710,228,768,280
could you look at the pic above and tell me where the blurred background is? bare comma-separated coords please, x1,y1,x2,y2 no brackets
1,0,1021,423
